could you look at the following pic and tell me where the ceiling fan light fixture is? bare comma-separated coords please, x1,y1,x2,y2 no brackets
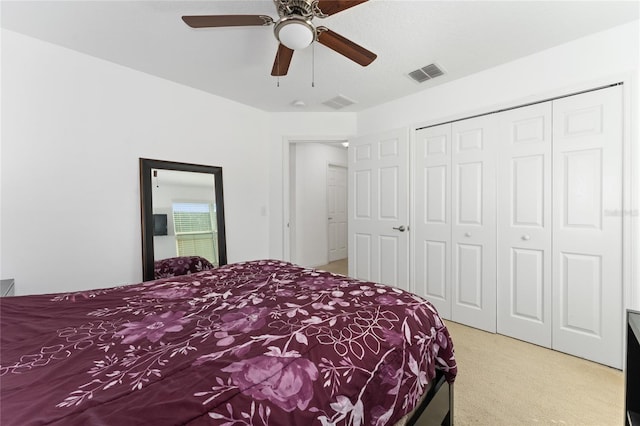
275,17,315,50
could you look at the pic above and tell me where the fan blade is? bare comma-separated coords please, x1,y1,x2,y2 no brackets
182,15,273,28
317,28,377,66
271,44,294,76
317,0,368,16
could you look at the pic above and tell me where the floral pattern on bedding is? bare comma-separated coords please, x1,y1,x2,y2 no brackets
153,255,215,279
0,260,456,426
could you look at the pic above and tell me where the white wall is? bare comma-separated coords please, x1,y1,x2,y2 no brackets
267,113,357,260
292,143,347,267
1,30,271,295
357,20,640,307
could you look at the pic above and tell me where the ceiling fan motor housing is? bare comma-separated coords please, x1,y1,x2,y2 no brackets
275,0,317,19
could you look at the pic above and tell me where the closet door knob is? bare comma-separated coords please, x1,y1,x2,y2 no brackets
464,232,472,237
392,225,406,232
522,234,531,241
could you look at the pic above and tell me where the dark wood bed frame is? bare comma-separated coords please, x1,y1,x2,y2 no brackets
407,370,454,426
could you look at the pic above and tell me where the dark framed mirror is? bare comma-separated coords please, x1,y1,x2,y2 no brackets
140,158,227,281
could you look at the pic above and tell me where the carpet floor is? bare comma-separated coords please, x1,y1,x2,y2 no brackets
445,320,623,425
316,258,348,275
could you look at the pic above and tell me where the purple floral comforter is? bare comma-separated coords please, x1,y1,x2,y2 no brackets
154,255,215,279
0,260,456,425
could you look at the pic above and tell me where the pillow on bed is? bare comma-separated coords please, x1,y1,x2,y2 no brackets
154,256,215,279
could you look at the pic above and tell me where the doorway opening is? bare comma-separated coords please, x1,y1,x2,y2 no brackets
284,139,348,272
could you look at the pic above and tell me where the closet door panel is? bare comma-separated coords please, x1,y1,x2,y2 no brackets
511,248,544,321
497,102,552,347
457,162,483,224
451,116,497,332
414,124,452,318
563,149,602,227
457,243,483,307
552,85,623,369
561,253,602,335
513,155,544,226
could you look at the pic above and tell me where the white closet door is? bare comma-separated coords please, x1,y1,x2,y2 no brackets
451,115,497,332
497,102,552,347
414,124,452,319
348,129,410,290
552,86,623,368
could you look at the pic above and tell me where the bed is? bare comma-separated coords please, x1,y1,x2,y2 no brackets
0,260,457,425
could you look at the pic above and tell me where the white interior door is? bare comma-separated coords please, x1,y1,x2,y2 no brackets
414,124,452,319
451,115,497,333
497,102,552,347
348,129,410,290
328,164,347,262
552,86,623,368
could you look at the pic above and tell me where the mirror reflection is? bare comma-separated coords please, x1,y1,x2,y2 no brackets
151,169,219,265
140,159,227,281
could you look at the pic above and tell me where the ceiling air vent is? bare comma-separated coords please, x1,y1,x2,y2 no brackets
322,94,356,110
408,63,445,83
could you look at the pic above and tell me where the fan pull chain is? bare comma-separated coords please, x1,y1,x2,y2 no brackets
311,42,315,88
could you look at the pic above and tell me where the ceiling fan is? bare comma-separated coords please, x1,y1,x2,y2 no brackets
182,0,377,76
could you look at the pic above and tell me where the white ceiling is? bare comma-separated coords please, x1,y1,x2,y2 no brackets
2,1,638,112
